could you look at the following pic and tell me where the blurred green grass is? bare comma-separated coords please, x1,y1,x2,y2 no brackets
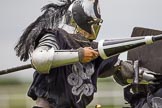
0,77,128,108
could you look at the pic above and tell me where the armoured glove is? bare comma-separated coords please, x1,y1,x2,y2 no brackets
113,60,134,86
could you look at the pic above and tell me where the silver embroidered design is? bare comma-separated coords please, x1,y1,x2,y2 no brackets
67,62,95,102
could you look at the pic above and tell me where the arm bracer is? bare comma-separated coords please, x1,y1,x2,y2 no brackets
31,47,80,73
31,33,81,73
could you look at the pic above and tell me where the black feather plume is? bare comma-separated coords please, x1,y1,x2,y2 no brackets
15,0,74,61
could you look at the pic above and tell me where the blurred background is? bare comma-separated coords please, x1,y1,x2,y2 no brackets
0,0,162,107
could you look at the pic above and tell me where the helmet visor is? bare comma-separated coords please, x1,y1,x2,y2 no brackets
89,18,103,40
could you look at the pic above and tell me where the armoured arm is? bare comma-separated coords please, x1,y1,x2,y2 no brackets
113,60,158,86
31,34,81,73
31,34,98,73
31,47,81,73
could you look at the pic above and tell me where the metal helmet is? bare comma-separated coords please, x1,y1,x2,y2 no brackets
68,0,103,40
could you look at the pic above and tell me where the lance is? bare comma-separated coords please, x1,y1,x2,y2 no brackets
0,64,32,75
1,33,162,75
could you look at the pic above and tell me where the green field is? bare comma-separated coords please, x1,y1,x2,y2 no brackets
0,77,129,108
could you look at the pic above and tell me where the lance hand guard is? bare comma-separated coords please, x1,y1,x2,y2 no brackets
98,34,162,59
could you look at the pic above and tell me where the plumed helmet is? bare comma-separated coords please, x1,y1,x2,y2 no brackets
69,0,103,40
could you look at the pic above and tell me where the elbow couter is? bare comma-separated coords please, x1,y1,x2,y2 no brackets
31,48,54,74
